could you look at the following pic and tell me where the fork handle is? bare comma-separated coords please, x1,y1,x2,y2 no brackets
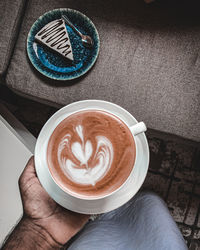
62,15,82,38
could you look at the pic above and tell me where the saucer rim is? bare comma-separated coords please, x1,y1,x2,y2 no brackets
35,100,149,214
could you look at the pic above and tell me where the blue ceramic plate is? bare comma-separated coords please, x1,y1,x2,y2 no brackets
27,9,100,80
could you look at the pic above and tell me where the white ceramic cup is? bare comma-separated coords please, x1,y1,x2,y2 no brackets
35,100,149,214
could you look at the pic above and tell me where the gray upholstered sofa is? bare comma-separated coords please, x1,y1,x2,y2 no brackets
1,0,200,141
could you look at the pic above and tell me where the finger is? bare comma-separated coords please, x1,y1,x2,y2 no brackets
19,156,36,184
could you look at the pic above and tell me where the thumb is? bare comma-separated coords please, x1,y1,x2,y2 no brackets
18,156,36,187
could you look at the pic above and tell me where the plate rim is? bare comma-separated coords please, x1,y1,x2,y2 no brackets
27,8,100,81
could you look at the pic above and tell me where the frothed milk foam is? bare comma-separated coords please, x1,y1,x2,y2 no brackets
47,110,136,197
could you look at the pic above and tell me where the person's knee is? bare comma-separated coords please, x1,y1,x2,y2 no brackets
100,191,166,221
128,191,167,215
134,191,164,204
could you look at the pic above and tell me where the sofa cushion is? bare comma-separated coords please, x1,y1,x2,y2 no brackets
0,0,26,78
5,0,200,141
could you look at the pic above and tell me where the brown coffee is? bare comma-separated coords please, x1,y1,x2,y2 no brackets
47,110,136,198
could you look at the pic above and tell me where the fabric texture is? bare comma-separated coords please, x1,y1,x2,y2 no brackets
0,0,26,78
5,0,200,141
67,191,187,250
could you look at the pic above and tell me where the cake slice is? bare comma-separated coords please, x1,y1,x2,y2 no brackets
35,18,74,61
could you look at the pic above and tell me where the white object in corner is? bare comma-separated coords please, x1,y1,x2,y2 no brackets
0,104,36,246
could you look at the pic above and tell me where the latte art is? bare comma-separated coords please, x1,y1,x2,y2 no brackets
58,125,114,186
47,110,136,197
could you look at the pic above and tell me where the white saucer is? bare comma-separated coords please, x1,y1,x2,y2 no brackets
35,100,149,214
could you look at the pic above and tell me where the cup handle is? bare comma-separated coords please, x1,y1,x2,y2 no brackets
130,122,147,136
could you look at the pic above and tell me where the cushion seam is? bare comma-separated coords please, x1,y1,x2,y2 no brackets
2,0,28,77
